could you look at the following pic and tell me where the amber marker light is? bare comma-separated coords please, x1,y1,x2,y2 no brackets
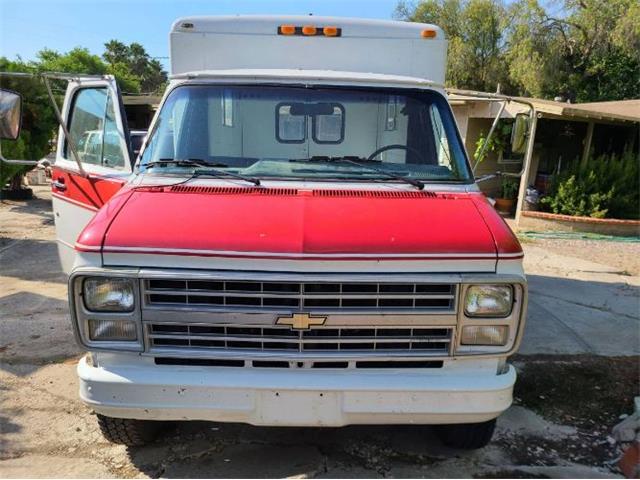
421,29,437,38
302,25,317,36
323,26,339,37
279,24,296,35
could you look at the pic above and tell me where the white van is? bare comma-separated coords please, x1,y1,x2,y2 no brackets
1,16,528,449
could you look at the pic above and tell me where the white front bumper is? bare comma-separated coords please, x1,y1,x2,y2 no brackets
78,356,515,426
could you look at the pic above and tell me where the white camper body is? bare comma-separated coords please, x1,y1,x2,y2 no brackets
169,15,447,83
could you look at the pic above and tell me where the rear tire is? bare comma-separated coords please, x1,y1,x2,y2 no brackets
96,414,162,446
435,419,496,449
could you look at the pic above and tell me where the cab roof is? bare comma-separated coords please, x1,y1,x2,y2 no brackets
170,69,444,90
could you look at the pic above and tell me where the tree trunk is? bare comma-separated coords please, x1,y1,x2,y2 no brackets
9,173,24,191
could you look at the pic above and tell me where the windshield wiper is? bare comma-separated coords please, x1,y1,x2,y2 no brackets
143,158,260,186
293,156,425,190
193,168,261,186
144,158,229,169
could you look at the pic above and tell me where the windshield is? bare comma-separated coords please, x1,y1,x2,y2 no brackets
139,85,472,183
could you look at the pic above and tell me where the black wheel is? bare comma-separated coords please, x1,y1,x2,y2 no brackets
435,419,496,449
96,414,162,446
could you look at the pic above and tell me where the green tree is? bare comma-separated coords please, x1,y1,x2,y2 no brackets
505,0,640,101
1,41,168,192
0,57,57,191
395,0,511,92
103,40,167,94
396,0,640,101
35,47,107,75
502,0,552,97
33,46,142,93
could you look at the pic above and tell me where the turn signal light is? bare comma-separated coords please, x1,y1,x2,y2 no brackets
421,29,437,38
88,319,137,341
461,326,508,346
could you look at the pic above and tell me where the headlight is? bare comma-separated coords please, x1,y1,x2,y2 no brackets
461,325,508,346
464,285,513,317
83,277,135,312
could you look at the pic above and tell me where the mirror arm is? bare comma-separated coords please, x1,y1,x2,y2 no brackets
472,100,507,173
0,148,39,165
42,76,86,177
475,173,498,183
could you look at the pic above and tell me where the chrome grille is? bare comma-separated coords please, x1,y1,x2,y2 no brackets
146,323,453,356
144,279,456,312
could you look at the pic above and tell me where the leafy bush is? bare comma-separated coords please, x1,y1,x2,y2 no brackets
540,151,639,219
0,135,31,190
501,176,519,200
473,122,512,164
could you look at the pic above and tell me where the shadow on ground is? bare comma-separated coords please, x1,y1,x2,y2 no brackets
0,238,64,283
126,423,467,478
0,195,55,222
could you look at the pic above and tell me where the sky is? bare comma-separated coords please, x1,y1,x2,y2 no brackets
0,0,401,71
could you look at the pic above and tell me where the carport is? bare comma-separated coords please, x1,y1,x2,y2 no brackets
448,91,640,225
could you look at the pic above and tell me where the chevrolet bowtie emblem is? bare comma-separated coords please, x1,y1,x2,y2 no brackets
276,313,327,330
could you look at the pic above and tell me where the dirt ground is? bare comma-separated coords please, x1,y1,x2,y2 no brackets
1,186,639,478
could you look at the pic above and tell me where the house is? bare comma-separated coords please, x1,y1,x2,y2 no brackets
448,91,640,225
122,94,161,130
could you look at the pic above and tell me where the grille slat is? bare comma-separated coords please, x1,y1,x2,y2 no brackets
147,323,453,356
145,280,456,313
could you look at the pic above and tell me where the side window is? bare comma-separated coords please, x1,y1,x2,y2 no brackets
102,94,126,168
276,104,306,143
429,105,451,168
313,104,344,144
66,87,126,169
67,88,107,165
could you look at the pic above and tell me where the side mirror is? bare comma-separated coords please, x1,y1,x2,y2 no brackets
510,112,529,155
0,89,22,140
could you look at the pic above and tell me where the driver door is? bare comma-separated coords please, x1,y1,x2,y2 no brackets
51,76,132,274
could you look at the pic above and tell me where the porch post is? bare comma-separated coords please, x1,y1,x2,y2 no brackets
580,121,595,167
515,111,539,226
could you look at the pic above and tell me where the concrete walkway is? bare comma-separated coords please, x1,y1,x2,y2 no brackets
520,245,639,356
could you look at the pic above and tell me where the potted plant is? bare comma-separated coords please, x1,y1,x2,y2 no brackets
494,177,519,213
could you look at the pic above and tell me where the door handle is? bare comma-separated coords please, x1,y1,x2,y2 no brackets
52,177,67,192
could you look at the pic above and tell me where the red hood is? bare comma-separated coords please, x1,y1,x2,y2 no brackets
77,186,522,262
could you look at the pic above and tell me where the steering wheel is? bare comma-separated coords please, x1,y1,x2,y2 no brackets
367,144,426,163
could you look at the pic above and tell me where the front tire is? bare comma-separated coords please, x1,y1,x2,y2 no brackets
96,414,162,446
435,419,496,449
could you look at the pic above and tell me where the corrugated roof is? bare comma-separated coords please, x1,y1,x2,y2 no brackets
448,89,639,123
571,100,640,120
